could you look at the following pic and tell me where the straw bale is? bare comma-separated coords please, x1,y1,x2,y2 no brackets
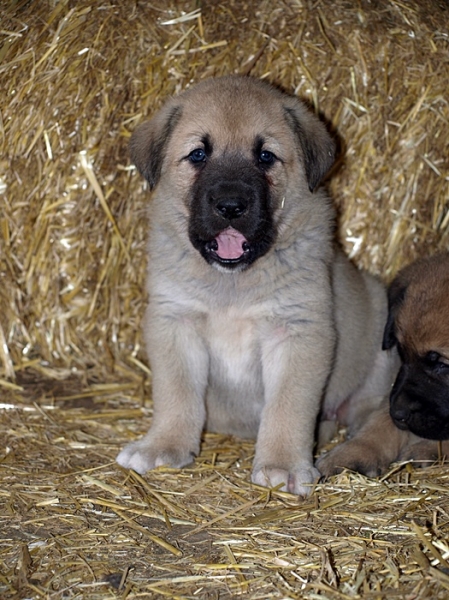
1,0,449,598
1,0,448,376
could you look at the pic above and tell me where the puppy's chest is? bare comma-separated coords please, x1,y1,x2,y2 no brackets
206,311,261,384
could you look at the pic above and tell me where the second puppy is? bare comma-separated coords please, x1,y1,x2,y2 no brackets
318,253,449,477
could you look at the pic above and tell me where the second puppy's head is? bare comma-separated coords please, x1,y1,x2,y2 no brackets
382,253,449,440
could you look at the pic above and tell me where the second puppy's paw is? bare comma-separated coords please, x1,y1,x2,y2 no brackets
317,441,390,479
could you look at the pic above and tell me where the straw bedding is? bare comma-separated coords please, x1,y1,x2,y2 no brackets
1,0,449,597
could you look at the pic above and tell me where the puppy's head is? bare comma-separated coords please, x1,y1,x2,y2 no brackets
382,253,449,439
130,75,335,272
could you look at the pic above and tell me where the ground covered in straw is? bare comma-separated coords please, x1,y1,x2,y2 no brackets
1,0,449,598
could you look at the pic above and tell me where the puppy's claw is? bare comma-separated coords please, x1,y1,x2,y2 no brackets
251,465,320,496
116,438,196,474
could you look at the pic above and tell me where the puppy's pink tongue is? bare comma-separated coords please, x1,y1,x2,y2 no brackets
215,227,247,259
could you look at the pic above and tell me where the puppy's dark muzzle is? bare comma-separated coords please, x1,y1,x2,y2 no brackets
188,155,275,269
389,364,420,430
389,363,449,439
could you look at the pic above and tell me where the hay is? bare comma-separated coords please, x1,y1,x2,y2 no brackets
1,0,449,597
3,389,449,598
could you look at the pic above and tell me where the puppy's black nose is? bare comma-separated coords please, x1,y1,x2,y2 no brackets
390,406,410,423
215,198,247,220
390,403,412,430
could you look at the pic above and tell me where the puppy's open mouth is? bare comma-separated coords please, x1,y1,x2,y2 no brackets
205,227,251,265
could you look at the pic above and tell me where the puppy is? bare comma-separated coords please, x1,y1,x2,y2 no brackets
116,75,397,495
318,253,449,477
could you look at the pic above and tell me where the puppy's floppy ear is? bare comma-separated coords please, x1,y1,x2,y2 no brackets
283,101,336,192
382,279,407,350
130,102,182,190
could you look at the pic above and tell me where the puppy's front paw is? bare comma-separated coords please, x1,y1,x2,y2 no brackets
116,436,197,474
317,441,390,479
251,465,320,496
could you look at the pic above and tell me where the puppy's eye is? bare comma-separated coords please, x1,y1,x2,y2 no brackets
426,351,440,363
259,150,276,166
425,351,449,372
188,148,206,163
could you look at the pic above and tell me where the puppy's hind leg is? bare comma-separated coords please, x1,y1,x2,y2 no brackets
344,347,400,436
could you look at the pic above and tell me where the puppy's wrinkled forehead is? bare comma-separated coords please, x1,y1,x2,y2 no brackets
397,276,449,356
175,77,292,149
130,75,335,193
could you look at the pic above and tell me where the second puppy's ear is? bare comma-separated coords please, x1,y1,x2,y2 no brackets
382,280,407,350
